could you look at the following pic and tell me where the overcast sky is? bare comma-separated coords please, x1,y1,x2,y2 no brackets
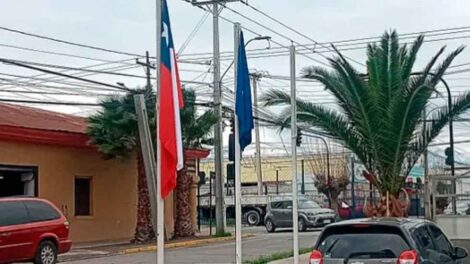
1,0,470,157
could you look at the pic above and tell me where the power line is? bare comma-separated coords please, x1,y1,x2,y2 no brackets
239,0,365,67
0,26,144,58
0,98,101,106
177,12,210,56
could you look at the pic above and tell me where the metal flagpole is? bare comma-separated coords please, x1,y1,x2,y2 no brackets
155,0,164,263
234,22,243,264
290,44,299,264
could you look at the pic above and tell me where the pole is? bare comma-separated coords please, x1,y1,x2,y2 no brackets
197,159,201,232
276,169,279,195
155,0,164,262
351,157,356,218
209,173,213,236
252,74,263,196
290,44,299,264
133,94,159,241
234,22,243,264
301,159,305,195
423,107,431,220
212,0,226,235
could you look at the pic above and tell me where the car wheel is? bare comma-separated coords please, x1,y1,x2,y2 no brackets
265,218,276,233
34,240,57,264
298,218,307,232
246,210,261,226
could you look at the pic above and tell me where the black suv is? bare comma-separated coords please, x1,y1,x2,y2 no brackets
309,218,468,264
264,199,335,232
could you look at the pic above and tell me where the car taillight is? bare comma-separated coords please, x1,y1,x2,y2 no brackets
397,250,418,264
309,250,323,264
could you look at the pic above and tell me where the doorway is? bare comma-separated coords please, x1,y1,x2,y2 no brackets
0,165,38,197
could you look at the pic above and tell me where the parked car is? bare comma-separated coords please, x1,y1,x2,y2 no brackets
309,218,468,264
443,200,470,215
264,199,335,232
0,197,72,264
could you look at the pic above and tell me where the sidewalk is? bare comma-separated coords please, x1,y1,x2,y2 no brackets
59,227,254,262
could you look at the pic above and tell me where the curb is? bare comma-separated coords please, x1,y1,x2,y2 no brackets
122,233,255,254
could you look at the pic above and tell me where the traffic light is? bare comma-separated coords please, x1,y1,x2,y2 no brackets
416,177,423,190
445,147,454,166
198,171,206,185
296,129,302,147
226,163,235,181
228,133,235,162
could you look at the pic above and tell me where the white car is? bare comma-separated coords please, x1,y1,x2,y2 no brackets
443,200,470,215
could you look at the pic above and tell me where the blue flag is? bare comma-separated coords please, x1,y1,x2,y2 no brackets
235,31,254,152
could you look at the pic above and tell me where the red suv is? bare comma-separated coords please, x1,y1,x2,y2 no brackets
0,197,72,264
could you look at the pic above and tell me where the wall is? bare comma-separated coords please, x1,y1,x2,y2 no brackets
0,140,138,243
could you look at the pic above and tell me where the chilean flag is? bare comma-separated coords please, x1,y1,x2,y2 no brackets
159,0,184,199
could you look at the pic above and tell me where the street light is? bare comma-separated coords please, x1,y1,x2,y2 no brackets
220,35,271,81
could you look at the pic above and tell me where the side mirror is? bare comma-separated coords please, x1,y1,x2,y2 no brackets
454,246,468,259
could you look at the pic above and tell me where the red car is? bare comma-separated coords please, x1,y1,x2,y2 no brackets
0,197,72,264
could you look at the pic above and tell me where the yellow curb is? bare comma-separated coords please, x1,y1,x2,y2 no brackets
122,233,255,255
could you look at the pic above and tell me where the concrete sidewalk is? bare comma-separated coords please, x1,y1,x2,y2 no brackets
59,226,255,263
269,253,310,264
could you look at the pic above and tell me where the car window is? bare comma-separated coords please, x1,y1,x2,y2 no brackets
317,225,410,259
299,200,320,209
270,202,283,209
281,201,292,209
0,201,30,226
429,225,453,254
413,226,434,251
24,201,60,222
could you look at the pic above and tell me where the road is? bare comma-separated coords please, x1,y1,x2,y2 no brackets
64,227,321,264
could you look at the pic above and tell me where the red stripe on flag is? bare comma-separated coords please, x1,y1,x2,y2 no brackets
173,49,184,108
159,65,177,198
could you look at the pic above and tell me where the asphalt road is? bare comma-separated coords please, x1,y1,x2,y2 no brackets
64,227,321,264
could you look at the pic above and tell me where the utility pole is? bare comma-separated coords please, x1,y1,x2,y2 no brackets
136,51,155,90
252,73,263,195
290,44,299,264
423,108,431,220
191,0,241,236
133,94,158,249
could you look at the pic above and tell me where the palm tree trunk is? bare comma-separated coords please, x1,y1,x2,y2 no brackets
133,151,155,243
174,165,195,238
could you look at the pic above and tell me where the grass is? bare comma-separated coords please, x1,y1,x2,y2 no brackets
244,247,313,264
213,231,232,238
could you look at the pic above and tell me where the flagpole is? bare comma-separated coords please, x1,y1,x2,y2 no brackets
155,0,164,263
233,22,243,264
290,44,299,264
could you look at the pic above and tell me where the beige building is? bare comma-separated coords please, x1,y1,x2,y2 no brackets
0,103,207,242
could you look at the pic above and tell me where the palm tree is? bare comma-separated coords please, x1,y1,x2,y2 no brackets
174,89,217,238
87,87,215,241
262,31,470,217
87,88,156,243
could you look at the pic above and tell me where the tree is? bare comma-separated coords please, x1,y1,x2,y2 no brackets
87,88,156,243
174,89,217,238
87,87,215,241
261,31,470,217
305,151,349,215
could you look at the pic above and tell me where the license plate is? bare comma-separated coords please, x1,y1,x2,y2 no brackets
323,219,331,224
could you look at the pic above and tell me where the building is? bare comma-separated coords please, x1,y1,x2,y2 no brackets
0,103,208,242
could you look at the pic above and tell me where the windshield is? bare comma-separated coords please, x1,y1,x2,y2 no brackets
299,200,320,209
317,226,410,259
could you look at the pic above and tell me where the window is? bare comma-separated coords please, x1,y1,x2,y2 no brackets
24,201,60,222
318,226,410,259
281,201,293,209
75,177,92,216
429,225,453,254
413,226,434,251
299,200,320,209
0,201,30,226
270,202,283,209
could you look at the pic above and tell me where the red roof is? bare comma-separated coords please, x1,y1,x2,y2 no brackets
0,103,89,148
0,103,87,134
